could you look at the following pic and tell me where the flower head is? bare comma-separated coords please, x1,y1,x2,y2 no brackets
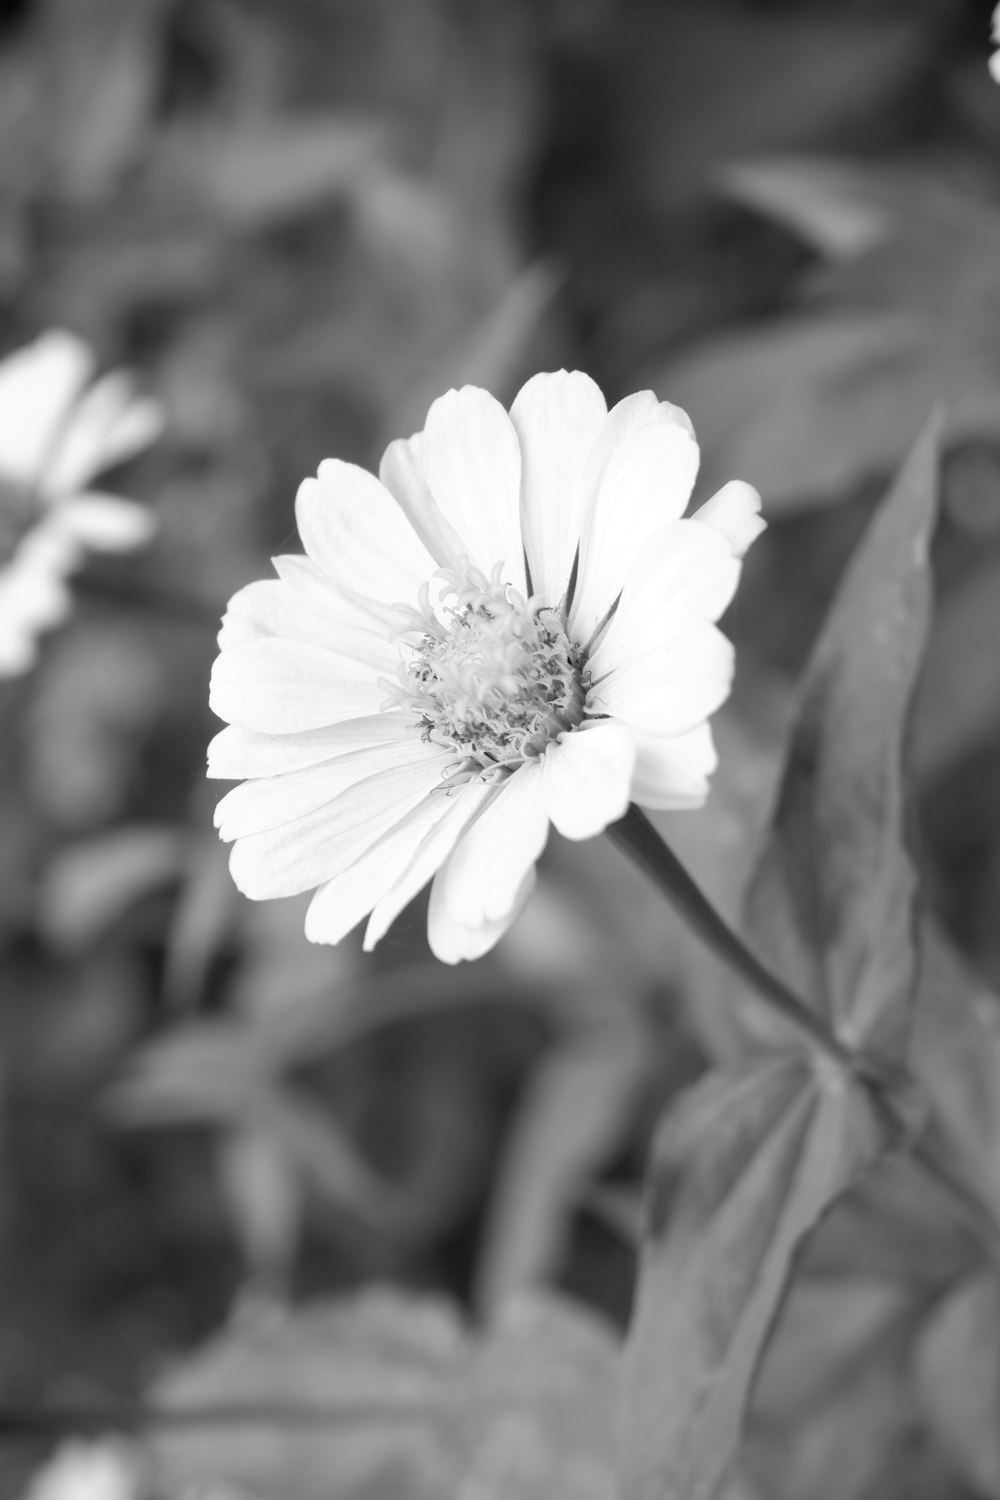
991,3,1000,81
209,372,764,962
0,330,162,678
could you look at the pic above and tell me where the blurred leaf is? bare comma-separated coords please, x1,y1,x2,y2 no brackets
217,1124,303,1295
618,1053,888,1500
916,1271,1000,1497
913,555,1000,783
153,117,390,230
662,165,1000,507
474,1012,646,1316
41,824,186,950
743,417,938,1059
614,10,921,211
151,1289,618,1500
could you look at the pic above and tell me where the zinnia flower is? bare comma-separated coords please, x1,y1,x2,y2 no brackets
991,4,1000,82
0,330,162,678
209,372,764,962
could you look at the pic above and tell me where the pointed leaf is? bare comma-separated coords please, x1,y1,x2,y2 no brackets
744,417,938,1059
618,1054,887,1500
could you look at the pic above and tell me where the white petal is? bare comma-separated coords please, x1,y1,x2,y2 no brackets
214,736,431,841
296,460,436,606
364,779,496,948
427,759,548,961
209,639,386,733
217,577,396,672
229,751,453,899
52,493,156,552
428,865,536,964
571,393,699,642
379,431,468,570
541,720,635,840
631,721,717,810
0,331,93,485
420,386,526,593
588,622,735,737
274,554,397,635
693,480,766,558
44,373,162,494
509,370,607,605
305,788,477,946
586,519,739,681
207,716,412,780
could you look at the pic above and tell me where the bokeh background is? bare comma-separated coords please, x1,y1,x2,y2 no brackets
2,0,1000,1493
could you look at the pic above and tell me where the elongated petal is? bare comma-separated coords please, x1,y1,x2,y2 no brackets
509,370,607,605
572,394,699,642
364,779,496,948
693,480,766,557
273,555,398,635
428,865,536,963
296,460,436,606
631,722,717,810
379,431,468,571
217,578,396,671
430,760,548,934
209,639,386,733
207,716,413,781
589,622,734,737
587,519,739,680
304,787,476,945
420,386,526,593
51,493,156,552
0,331,92,485
541,721,635,839
229,751,453,899
44,373,162,493
214,736,432,841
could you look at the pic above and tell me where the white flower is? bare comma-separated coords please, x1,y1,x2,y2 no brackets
0,330,162,678
20,1440,138,1500
209,372,764,963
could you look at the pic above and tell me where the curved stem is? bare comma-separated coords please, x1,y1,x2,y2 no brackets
606,804,1000,1261
605,805,856,1070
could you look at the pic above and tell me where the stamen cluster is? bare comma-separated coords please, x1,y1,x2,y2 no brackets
388,562,587,776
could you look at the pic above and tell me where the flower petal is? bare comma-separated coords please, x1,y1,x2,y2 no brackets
207,716,412,780
217,577,396,672
693,479,766,558
0,331,93,485
209,639,387,733
44,373,162,494
214,736,430,841
379,431,468,571
509,370,607,605
420,386,526,593
631,721,717,810
304,786,484,946
229,751,453,899
571,393,699,642
588,621,734,737
541,720,636,840
428,865,536,964
296,460,436,606
586,518,739,681
427,759,548,947
50,493,156,552
364,779,496,948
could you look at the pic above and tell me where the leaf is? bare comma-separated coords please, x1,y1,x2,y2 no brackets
40,824,187,949
916,1271,1000,1497
474,1012,646,1315
660,165,1000,508
150,1289,619,1500
618,1053,887,1500
743,416,938,1060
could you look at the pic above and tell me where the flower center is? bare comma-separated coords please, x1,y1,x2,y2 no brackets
387,561,587,778
0,479,40,568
